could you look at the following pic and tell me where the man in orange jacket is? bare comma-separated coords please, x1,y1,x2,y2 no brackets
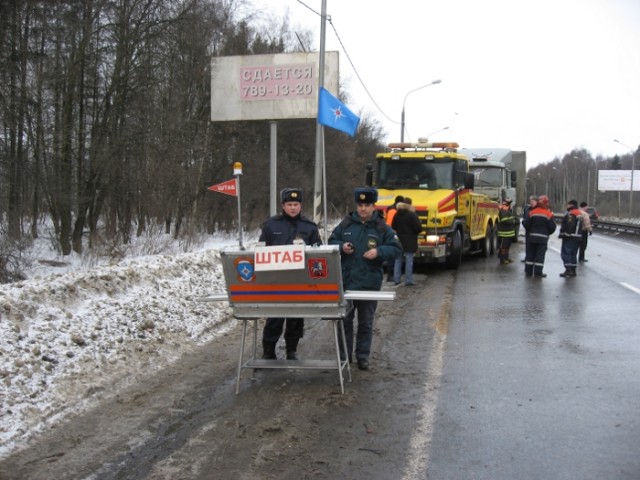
558,199,584,278
521,195,556,278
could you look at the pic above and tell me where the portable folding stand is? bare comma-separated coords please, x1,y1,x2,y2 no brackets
210,245,395,394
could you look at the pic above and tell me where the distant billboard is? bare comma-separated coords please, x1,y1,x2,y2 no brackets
598,170,640,191
210,52,339,122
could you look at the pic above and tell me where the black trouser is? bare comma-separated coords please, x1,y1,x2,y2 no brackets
524,240,548,276
262,318,304,344
579,231,588,261
498,236,513,261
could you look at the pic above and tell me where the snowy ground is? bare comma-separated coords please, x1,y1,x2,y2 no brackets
0,230,251,459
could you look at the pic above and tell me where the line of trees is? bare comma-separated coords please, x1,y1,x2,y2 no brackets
527,148,639,217
0,0,385,259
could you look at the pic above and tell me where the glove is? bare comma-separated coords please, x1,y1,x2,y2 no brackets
589,231,593,236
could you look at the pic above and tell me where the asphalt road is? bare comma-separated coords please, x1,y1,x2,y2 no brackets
426,232,640,479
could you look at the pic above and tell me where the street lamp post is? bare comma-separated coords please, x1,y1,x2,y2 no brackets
425,125,449,140
593,164,598,207
614,139,637,218
526,177,536,197
401,79,442,142
573,155,590,205
551,166,567,207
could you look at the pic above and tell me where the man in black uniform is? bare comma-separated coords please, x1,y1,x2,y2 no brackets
260,188,321,360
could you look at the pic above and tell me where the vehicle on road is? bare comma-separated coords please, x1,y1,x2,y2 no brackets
367,140,499,269
463,148,527,217
585,206,599,221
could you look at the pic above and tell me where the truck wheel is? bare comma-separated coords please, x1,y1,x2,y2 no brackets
481,225,493,258
446,229,463,269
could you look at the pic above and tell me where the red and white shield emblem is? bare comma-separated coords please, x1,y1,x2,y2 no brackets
307,258,328,279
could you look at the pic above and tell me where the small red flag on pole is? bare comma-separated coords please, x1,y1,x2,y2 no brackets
207,178,237,197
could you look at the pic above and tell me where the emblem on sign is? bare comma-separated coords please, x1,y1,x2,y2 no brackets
307,258,328,279
234,257,255,282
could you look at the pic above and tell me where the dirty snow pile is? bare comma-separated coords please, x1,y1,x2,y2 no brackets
0,234,245,459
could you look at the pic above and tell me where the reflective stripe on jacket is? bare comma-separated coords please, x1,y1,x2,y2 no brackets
522,207,556,244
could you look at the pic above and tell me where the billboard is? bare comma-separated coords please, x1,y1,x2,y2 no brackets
598,170,640,192
211,52,339,122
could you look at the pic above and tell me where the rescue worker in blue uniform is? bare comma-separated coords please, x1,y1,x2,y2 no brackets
558,199,583,278
328,187,402,370
521,194,556,278
260,188,321,360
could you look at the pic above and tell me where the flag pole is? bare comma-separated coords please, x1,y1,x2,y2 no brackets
233,162,244,249
314,0,328,241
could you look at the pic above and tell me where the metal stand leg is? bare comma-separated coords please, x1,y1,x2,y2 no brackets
332,318,352,394
250,319,258,380
332,320,345,394
236,319,248,394
252,319,258,359
338,318,351,383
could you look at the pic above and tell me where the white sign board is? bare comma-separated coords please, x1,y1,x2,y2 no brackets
211,52,339,121
254,244,306,271
598,170,640,191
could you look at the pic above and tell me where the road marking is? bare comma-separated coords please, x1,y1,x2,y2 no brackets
621,282,640,295
400,287,451,480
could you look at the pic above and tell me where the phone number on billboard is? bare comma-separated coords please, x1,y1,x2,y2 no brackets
241,83,314,99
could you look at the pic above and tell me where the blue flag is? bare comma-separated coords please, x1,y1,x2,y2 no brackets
317,87,360,137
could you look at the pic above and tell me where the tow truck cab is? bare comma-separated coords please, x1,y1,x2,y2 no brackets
367,140,498,268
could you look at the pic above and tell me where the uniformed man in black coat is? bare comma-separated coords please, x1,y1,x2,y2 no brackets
260,188,321,360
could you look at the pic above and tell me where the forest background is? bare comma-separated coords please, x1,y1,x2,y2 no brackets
1,0,637,283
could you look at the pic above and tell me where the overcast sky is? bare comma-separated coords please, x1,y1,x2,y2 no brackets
247,0,640,168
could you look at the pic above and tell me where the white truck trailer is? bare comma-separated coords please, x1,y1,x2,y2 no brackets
462,148,527,216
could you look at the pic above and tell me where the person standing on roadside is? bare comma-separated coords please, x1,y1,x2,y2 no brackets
329,187,402,370
385,195,404,227
260,188,321,360
391,197,421,285
521,194,556,278
521,195,538,263
496,197,517,264
578,201,593,262
523,195,538,219
384,195,404,281
559,199,583,278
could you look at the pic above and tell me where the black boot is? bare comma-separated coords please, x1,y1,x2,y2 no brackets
559,268,571,277
569,267,577,277
262,341,277,360
286,339,299,360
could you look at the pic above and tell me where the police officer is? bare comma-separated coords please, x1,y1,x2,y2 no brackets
328,187,402,370
260,188,321,360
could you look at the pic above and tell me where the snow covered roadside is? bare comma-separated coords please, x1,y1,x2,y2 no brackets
0,242,241,459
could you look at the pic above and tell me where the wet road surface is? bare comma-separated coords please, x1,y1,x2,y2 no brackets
426,233,640,479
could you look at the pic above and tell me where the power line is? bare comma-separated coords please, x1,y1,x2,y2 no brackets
294,0,398,124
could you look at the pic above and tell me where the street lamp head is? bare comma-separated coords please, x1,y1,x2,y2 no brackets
614,138,635,152
400,79,443,142
425,126,449,139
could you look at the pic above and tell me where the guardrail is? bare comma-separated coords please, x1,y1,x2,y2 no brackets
551,214,640,236
592,219,640,236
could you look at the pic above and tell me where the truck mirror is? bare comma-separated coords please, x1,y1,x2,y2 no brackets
464,172,475,190
365,164,374,186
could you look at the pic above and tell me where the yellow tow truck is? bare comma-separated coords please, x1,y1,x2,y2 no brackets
367,140,499,268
